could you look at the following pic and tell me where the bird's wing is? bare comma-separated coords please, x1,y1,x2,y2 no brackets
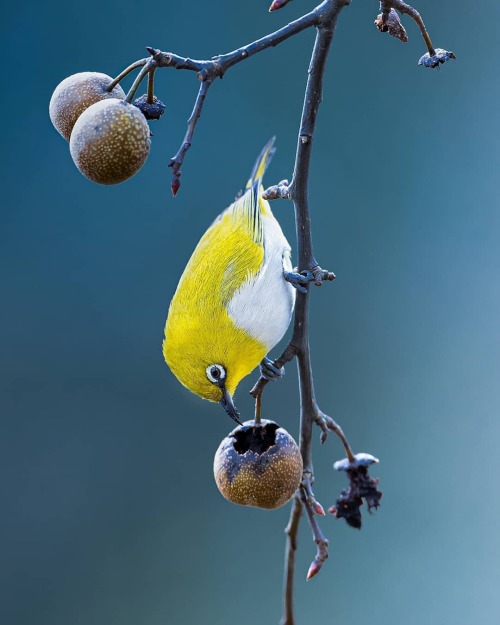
167,139,276,316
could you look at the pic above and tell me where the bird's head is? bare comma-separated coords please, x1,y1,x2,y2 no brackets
163,320,266,424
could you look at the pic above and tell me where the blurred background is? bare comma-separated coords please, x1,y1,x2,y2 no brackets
1,1,499,624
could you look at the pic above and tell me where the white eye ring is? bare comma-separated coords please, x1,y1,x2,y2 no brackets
206,364,226,384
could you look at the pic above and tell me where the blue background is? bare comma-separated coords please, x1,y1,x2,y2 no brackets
2,1,499,624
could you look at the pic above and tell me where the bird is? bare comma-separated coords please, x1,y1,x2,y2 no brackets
163,138,308,424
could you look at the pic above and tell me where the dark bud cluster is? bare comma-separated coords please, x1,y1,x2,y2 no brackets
133,94,166,120
418,48,456,69
329,454,382,529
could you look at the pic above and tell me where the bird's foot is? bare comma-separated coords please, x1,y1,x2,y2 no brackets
284,266,336,293
284,270,313,294
259,357,285,381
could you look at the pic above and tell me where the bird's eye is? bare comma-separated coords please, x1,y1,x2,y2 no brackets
206,364,226,384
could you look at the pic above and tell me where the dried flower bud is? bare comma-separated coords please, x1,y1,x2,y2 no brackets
330,454,382,529
418,48,456,69
374,8,408,43
133,94,166,120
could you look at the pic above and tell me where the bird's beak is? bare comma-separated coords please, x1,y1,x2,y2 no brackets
220,386,243,425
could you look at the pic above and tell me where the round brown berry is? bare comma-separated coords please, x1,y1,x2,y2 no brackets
69,99,151,185
49,72,126,142
213,420,303,510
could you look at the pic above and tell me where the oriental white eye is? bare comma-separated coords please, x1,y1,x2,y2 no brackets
206,364,226,384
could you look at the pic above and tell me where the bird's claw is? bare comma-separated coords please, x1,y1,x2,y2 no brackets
284,270,313,294
260,357,285,381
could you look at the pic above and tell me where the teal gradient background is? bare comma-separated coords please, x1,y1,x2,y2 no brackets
2,1,500,624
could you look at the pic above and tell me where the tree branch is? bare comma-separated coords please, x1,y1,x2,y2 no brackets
313,408,355,462
168,79,214,196
277,2,350,620
301,486,329,581
113,2,343,192
281,496,303,625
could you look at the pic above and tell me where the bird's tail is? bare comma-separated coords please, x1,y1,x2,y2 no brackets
245,137,276,191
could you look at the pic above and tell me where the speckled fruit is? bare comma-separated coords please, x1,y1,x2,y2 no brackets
69,99,151,185
49,72,126,141
213,420,303,510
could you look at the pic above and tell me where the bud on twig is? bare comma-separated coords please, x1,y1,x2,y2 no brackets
306,560,321,581
269,0,292,12
374,8,408,43
171,172,181,197
312,500,326,516
262,179,290,200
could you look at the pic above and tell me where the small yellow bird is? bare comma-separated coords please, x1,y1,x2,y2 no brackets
163,139,309,423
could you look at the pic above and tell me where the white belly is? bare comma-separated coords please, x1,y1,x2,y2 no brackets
227,212,295,350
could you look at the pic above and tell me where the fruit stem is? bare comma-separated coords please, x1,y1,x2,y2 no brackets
125,62,156,104
107,59,149,92
383,0,436,55
147,68,156,104
254,392,262,425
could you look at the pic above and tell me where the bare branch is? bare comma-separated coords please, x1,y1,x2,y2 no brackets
249,342,299,400
168,79,214,196
280,496,303,625
302,473,326,516
276,1,351,617
301,486,329,580
313,407,355,462
111,3,342,190
146,5,323,82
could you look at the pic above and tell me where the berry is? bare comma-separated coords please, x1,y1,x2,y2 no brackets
49,72,126,142
213,419,303,510
69,99,151,185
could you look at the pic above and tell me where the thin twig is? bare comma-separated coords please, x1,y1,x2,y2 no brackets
278,1,349,618
302,473,326,517
168,79,214,196
313,407,355,462
149,4,326,80
301,486,329,581
382,0,436,54
250,343,299,400
129,2,339,192
280,496,303,625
